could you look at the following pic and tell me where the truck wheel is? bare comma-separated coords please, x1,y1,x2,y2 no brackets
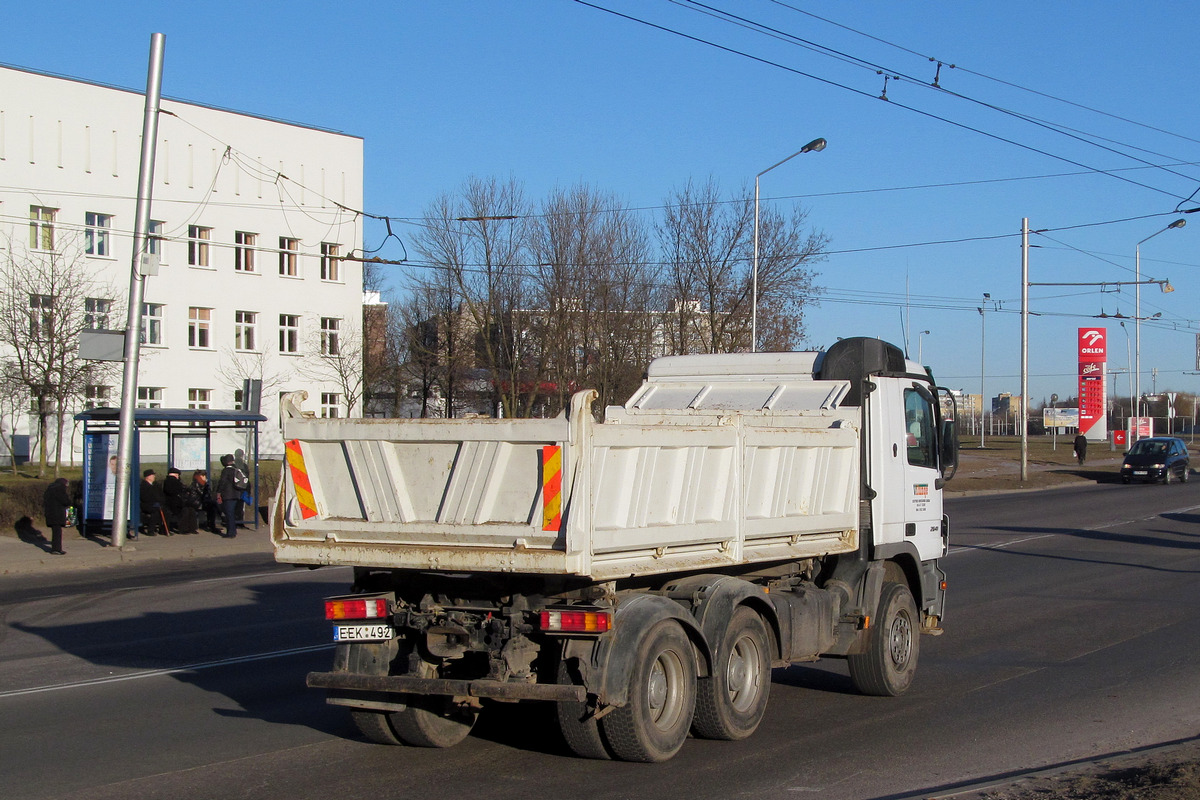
555,658,611,759
848,581,919,697
692,606,770,740
344,642,402,745
601,620,697,762
389,662,478,748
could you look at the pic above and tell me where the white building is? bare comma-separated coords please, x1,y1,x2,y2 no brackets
0,64,364,463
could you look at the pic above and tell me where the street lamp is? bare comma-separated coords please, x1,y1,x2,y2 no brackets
978,293,990,448
917,330,930,364
752,137,826,352
1134,219,1185,438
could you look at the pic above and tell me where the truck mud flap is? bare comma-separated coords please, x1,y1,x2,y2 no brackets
307,671,586,703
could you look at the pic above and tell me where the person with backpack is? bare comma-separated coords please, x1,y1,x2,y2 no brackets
216,454,249,538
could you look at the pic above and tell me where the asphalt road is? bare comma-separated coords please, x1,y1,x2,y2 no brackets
2,481,1199,800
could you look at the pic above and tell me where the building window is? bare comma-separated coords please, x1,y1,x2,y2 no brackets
85,212,112,257
279,237,298,277
84,385,112,410
320,317,340,356
188,307,212,348
235,310,257,351
29,206,56,251
142,302,164,345
84,298,112,330
234,231,257,272
188,388,211,410
321,392,340,418
29,294,52,338
279,313,299,354
148,220,165,262
188,225,211,267
137,387,163,408
320,242,340,281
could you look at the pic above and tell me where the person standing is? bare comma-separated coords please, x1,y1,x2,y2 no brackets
216,454,243,538
1073,433,1088,466
43,477,71,555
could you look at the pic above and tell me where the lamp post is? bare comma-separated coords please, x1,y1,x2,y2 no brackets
978,293,990,448
752,137,826,352
917,330,930,364
1134,219,1185,439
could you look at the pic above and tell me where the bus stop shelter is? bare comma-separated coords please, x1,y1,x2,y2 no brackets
74,407,267,533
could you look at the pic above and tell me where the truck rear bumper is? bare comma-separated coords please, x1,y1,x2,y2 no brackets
307,671,586,703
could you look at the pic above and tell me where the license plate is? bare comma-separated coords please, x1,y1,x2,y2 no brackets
1133,470,1148,476
333,624,393,642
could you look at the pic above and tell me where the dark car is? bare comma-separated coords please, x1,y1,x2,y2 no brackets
1120,436,1190,484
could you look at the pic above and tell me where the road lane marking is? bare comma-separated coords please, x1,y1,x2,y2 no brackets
0,643,335,699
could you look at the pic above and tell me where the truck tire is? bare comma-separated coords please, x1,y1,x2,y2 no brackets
601,619,697,763
344,642,403,745
848,581,918,697
389,662,479,748
555,659,611,760
692,606,770,740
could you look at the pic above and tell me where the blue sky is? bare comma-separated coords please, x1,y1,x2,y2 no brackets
6,1,1200,410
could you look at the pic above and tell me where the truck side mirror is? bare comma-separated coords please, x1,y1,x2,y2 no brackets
940,419,959,482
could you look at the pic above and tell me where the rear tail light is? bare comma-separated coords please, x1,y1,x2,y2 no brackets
325,598,388,620
539,609,612,633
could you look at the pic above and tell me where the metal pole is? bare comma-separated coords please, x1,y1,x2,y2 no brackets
752,175,760,352
979,296,988,448
1135,242,1141,438
111,33,165,548
1020,218,1029,482
750,138,825,353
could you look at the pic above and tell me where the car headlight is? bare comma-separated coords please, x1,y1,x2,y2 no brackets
1122,462,1132,469
1152,463,1165,469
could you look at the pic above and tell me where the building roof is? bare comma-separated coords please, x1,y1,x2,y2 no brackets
74,407,267,423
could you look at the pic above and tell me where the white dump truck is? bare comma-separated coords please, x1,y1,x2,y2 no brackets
273,337,956,762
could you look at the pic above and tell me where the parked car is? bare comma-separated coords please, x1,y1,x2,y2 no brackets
1120,437,1190,484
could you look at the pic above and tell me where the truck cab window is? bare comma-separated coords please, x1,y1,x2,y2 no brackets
904,388,936,469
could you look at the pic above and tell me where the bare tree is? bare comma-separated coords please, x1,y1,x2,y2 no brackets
658,179,826,353
297,317,366,417
216,345,291,408
0,237,123,476
0,362,30,474
531,183,656,414
412,176,537,418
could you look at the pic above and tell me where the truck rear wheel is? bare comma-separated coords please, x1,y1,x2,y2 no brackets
692,606,770,740
601,619,696,763
555,658,611,759
388,661,479,748
344,642,403,745
848,581,918,696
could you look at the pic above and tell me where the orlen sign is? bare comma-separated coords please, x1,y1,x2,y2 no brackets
1078,327,1107,440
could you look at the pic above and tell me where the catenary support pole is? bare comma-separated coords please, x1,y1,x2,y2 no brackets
111,33,165,548
1020,218,1029,482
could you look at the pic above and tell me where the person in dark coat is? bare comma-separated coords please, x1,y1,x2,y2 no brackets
1073,433,1088,466
139,469,168,536
162,467,187,532
191,469,217,532
43,477,71,555
216,454,241,538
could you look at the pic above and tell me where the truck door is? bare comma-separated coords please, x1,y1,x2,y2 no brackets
869,379,944,560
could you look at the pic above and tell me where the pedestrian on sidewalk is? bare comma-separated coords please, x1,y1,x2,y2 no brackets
216,454,245,538
1073,433,1088,466
43,477,71,555
162,467,186,532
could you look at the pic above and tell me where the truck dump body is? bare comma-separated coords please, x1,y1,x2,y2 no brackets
273,353,861,581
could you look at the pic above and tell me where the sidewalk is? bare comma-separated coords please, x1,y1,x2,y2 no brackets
0,523,274,577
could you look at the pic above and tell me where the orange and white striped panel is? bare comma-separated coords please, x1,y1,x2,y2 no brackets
542,445,562,532
285,439,319,520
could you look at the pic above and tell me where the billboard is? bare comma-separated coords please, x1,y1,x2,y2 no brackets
1077,328,1107,440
